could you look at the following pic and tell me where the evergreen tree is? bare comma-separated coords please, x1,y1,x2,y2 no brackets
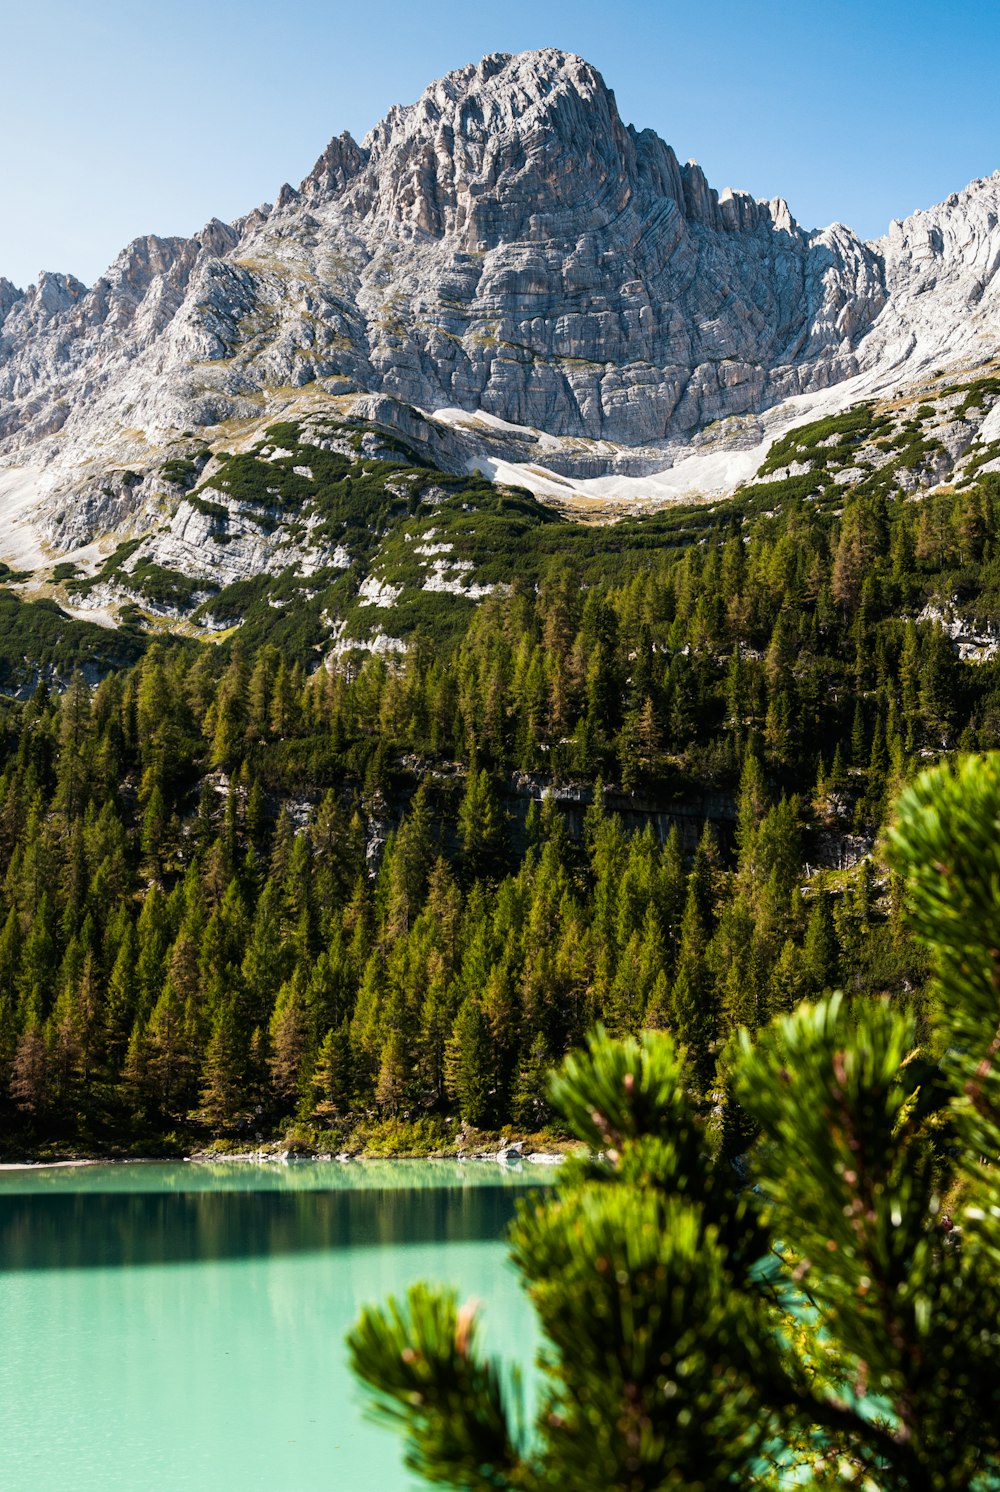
121,1020,151,1116
668,880,716,1084
268,977,309,1110
445,998,494,1129
802,890,837,991
10,1014,48,1115
312,1019,354,1113
199,1001,246,1129
145,985,188,1116
458,770,504,881
509,1031,551,1130
920,623,956,748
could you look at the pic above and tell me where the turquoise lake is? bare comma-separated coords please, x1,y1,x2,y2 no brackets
0,1160,553,1492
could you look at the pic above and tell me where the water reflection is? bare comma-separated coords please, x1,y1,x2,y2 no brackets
0,1161,554,1271
0,1163,545,1492
0,1157,552,1195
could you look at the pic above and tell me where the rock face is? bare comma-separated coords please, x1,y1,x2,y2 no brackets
864,177,1000,376
1,47,1000,528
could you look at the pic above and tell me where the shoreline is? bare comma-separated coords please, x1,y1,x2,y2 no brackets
0,1145,569,1171
0,1158,103,1170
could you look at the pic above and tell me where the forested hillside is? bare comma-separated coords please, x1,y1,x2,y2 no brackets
4,403,1000,1155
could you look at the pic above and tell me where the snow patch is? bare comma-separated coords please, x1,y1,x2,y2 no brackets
0,464,52,568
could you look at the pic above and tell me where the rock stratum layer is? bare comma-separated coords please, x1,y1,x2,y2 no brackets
2,47,1000,549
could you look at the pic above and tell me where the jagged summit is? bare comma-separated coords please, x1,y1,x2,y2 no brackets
294,49,638,243
294,48,789,244
1,46,999,553
359,48,611,160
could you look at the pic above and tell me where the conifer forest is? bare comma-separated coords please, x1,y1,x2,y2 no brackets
3,407,1000,1158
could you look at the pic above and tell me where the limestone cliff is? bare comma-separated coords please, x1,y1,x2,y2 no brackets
1,48,999,552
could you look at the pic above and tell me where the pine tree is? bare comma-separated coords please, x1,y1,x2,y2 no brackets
140,783,168,876
386,783,434,937
509,1031,551,1130
121,1020,152,1117
199,1001,246,1130
311,1019,354,1114
104,922,139,1074
955,485,986,562
803,890,837,991
374,1027,410,1116
734,747,768,867
920,623,956,748
899,621,922,751
458,770,504,881
54,671,92,821
10,1015,49,1115
668,880,716,1084
145,986,189,1116
445,998,495,1129
207,652,248,768
268,977,310,1111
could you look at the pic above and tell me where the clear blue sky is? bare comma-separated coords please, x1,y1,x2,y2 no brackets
2,0,997,289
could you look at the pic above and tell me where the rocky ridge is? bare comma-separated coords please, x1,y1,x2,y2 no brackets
2,48,1000,577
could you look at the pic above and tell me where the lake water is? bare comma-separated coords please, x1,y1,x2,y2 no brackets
0,1160,553,1492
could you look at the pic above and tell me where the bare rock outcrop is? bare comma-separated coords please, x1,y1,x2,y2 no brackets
1,47,999,535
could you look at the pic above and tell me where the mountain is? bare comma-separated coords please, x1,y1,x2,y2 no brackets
7,54,1000,1242
1,48,1000,577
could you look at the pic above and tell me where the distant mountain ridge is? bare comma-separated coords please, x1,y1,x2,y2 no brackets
2,47,1000,551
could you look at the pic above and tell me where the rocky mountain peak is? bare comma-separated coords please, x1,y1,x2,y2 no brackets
301,131,368,201
367,47,613,149
295,50,807,247
1,48,999,535
317,48,637,245
0,271,87,349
